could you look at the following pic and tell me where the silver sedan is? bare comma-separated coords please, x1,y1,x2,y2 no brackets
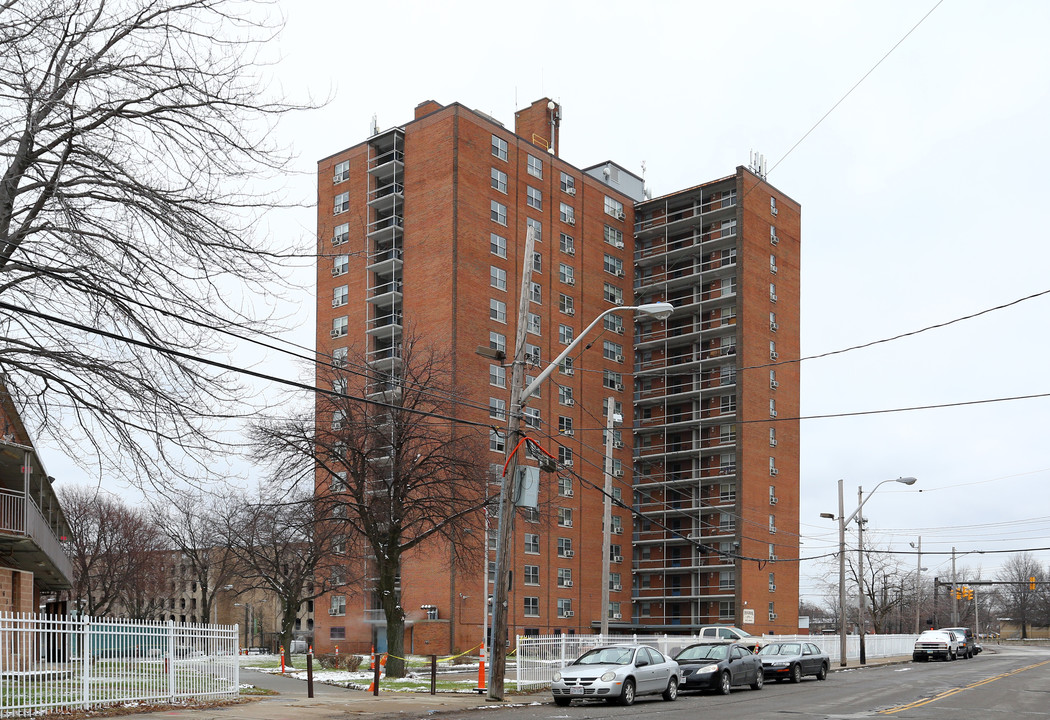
551,644,681,706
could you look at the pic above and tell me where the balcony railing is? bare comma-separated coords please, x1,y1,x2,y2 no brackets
0,488,73,585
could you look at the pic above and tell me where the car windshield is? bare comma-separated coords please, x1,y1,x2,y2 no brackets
676,644,727,661
574,647,634,666
759,643,801,656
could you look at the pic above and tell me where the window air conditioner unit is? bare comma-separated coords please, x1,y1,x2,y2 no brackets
616,269,625,278
563,580,573,587
562,521,573,528
770,322,779,331
770,555,778,561
616,211,626,221
566,308,575,316
565,398,575,406
770,410,778,418
333,236,346,246
613,240,624,248
563,368,574,376
770,497,778,506
612,526,623,534
770,526,777,535
770,351,778,360
770,467,779,477
770,439,778,447
615,383,624,392
614,469,624,478
563,429,574,437
769,584,777,592
771,265,778,274
612,555,623,563
613,439,624,448
567,187,577,196
770,380,779,389
770,294,778,303
566,277,575,286
771,235,779,245
612,613,622,620
612,584,622,592
769,612,778,620
563,459,573,467
614,326,624,335
564,550,575,558
330,330,344,339
331,267,342,276
615,354,625,363
568,217,576,226
567,247,576,256
563,610,574,618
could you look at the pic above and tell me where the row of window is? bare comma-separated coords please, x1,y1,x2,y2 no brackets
492,135,577,194
519,597,622,619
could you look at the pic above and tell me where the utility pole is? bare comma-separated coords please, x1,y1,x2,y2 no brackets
837,479,847,667
487,225,537,701
599,396,616,637
857,486,866,665
913,536,922,634
951,547,958,626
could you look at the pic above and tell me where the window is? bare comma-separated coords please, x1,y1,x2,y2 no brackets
560,203,575,224
332,535,346,554
333,160,349,183
770,253,778,274
558,475,573,496
770,311,778,331
489,331,506,355
524,596,539,617
770,224,779,244
527,154,543,179
488,561,496,582
330,626,346,640
490,233,507,258
610,544,622,561
332,285,348,307
603,254,624,276
560,171,575,193
557,537,573,557
525,533,540,554
558,445,573,466
603,313,624,334
720,395,736,413
604,282,624,305
769,340,777,359
556,295,574,317
333,192,349,214
524,407,540,429
769,427,777,447
769,398,777,418
770,282,777,302
559,232,575,255
522,507,539,523
526,186,542,210
331,316,348,338
525,342,541,365
603,340,624,361
558,567,572,587
769,514,777,533
490,364,506,388
526,217,542,243
491,167,507,193
491,200,507,225
559,386,574,406
603,370,623,389
527,312,541,335
490,299,507,323
604,195,625,218
489,429,505,452
557,598,572,617
558,324,574,345
529,281,542,304
333,222,349,246
524,565,540,585
333,254,349,276
331,410,345,430
532,251,542,273
602,398,623,416
770,196,778,216
558,507,573,527
331,471,347,491
770,369,777,389
329,595,346,616
489,397,506,421
492,134,508,161
604,225,624,247
490,266,507,291
559,356,574,375
559,263,575,285
611,516,623,535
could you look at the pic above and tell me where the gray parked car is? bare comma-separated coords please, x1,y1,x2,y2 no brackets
551,644,681,707
757,641,830,682
939,627,977,658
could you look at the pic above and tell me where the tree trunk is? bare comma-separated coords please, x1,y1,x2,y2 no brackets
280,599,297,668
380,563,406,678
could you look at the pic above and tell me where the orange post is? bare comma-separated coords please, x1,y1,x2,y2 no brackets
280,645,285,673
478,643,487,691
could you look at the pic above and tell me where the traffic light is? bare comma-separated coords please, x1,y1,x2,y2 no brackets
954,588,962,600
1031,576,1037,591
967,587,974,601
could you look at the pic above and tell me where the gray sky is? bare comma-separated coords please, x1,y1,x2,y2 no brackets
46,0,1050,605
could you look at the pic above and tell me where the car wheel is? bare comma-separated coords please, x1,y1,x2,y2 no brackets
790,663,802,683
662,677,679,701
817,663,828,681
554,698,571,707
949,650,956,661
718,671,732,695
750,672,764,690
618,678,636,706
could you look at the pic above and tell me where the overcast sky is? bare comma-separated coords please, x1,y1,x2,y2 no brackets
46,0,1050,606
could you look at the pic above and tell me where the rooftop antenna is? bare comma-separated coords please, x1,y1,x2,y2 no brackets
641,160,652,200
547,100,557,155
370,114,378,136
749,150,768,180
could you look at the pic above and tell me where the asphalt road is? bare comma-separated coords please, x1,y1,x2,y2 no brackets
434,645,1050,720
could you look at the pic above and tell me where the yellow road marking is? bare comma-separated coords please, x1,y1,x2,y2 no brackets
878,659,1050,714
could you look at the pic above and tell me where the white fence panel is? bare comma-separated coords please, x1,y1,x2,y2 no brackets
515,632,919,689
0,612,238,717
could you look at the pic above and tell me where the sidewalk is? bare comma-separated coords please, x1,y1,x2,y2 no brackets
126,655,914,719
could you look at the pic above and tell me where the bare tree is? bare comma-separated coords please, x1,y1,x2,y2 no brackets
59,484,165,616
820,536,908,633
218,484,352,667
0,0,307,485
150,490,239,625
252,336,489,678
994,552,1047,638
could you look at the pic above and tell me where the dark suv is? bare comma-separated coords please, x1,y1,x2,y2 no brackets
939,627,976,659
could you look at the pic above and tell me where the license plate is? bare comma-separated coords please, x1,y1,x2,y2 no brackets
570,687,584,695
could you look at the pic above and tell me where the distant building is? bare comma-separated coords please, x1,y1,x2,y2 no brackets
313,99,800,654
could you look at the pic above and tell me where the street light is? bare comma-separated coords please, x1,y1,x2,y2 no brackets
486,282,674,700
822,476,916,667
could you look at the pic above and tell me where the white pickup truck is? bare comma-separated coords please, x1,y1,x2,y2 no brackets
912,629,961,661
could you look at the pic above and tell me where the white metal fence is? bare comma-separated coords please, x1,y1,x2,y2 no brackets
0,613,239,717
515,632,919,689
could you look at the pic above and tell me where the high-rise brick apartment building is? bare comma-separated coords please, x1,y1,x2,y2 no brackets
314,99,800,655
